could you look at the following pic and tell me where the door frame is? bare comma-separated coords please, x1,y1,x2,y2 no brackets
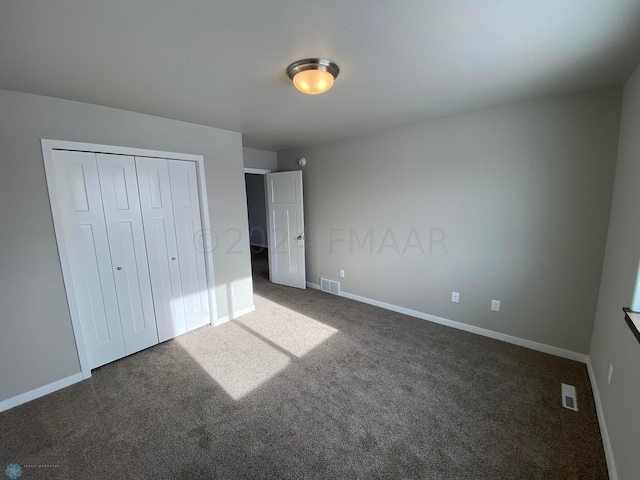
42,139,218,379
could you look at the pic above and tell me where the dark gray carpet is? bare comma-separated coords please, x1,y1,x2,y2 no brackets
0,249,608,479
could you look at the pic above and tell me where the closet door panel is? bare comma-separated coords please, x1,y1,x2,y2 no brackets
168,160,211,331
97,154,158,355
52,150,126,368
136,157,187,342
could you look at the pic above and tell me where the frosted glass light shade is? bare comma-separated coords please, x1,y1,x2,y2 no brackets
293,69,334,95
286,58,340,95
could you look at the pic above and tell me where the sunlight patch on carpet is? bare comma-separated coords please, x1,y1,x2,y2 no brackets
175,323,290,400
173,291,338,400
236,292,339,358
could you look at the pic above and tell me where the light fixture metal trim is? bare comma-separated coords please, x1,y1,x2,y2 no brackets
286,58,340,81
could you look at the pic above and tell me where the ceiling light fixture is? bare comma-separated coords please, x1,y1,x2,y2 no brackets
286,58,340,95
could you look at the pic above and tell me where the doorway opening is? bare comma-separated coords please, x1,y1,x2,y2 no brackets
244,167,307,289
244,168,270,281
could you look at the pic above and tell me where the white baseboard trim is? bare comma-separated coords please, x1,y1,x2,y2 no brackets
308,280,615,469
586,359,617,480
307,281,586,363
215,305,256,325
233,305,256,319
0,372,84,413
214,316,230,327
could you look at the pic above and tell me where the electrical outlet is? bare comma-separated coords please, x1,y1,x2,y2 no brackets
491,300,501,311
608,364,613,384
451,292,460,303
340,269,345,278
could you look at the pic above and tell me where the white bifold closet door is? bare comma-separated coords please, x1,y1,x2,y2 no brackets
51,150,210,369
167,159,211,332
136,157,210,343
52,151,158,368
96,154,159,354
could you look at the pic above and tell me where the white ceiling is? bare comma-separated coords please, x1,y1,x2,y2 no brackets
1,1,640,151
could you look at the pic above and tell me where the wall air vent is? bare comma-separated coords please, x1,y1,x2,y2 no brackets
561,383,578,411
320,278,341,296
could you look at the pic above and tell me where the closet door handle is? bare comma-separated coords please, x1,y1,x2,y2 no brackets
171,257,177,261
116,266,123,271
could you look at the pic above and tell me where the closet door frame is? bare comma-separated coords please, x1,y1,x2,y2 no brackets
42,139,218,380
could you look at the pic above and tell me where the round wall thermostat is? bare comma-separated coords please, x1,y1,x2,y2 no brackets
298,157,307,167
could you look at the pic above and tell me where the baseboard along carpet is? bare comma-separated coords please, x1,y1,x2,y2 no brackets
0,251,607,479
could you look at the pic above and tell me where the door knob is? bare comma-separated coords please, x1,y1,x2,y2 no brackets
172,257,177,261
116,266,123,271
297,235,303,240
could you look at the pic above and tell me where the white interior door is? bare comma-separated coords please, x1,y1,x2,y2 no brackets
97,154,159,355
168,159,211,331
51,150,126,368
266,171,306,289
136,157,188,342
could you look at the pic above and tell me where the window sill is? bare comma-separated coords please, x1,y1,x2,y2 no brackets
623,307,640,344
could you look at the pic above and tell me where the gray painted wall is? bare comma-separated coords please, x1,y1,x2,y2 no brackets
0,89,253,403
590,64,640,480
245,174,268,247
243,147,277,171
278,90,621,355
